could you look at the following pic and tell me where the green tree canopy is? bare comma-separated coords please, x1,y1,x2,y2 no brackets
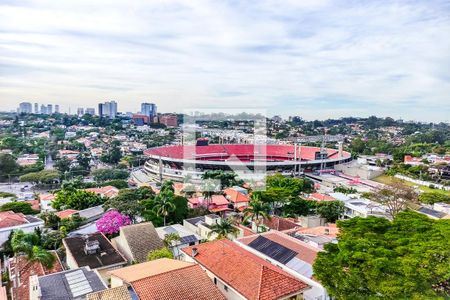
419,192,450,205
315,200,345,223
147,247,173,261
0,201,36,214
52,189,104,210
314,211,450,299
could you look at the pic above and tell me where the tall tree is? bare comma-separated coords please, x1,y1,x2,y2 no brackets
243,196,271,231
313,211,450,299
208,217,239,240
153,190,176,226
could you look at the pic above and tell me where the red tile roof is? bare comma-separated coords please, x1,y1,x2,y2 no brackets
262,216,299,231
39,194,55,201
55,209,78,219
182,239,309,300
85,186,119,198
306,193,336,202
0,211,28,228
132,264,226,300
224,188,250,203
10,252,64,300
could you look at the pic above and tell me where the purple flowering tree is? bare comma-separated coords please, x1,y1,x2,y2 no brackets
96,210,131,235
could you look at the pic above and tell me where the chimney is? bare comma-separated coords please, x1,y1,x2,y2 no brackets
324,228,330,235
192,247,198,257
29,275,42,300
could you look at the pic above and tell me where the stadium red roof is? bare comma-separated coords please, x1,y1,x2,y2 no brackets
144,144,349,161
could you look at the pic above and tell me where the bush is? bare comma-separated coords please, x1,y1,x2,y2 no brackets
0,201,36,214
147,247,173,261
91,169,129,181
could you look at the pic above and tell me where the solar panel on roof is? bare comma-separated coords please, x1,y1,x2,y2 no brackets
180,234,198,244
248,236,298,264
65,269,93,297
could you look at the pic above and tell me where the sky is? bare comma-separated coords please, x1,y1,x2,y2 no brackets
1,0,449,122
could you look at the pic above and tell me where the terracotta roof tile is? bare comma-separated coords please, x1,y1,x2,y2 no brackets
55,209,78,219
132,264,226,300
87,285,132,300
224,188,250,203
182,239,309,300
262,216,299,231
0,211,28,228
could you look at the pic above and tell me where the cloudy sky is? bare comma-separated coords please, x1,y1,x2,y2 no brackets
1,0,449,121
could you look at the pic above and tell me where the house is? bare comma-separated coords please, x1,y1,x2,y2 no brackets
87,285,132,300
59,150,80,160
284,225,339,249
85,186,119,198
155,224,201,257
39,194,56,212
16,154,40,166
305,193,337,202
187,195,230,213
262,215,300,231
0,211,44,246
330,193,390,219
238,231,330,300
224,187,250,210
183,214,248,241
77,205,105,222
29,266,107,300
109,258,225,300
55,209,79,220
63,233,127,281
111,222,164,264
181,239,310,300
8,252,64,300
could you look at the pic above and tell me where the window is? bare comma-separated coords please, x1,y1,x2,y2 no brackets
214,277,217,285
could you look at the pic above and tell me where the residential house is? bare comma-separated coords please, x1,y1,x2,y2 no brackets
284,225,339,249
181,239,310,300
39,194,56,212
29,266,107,300
0,211,44,246
305,193,337,202
111,222,164,264
63,233,127,281
183,214,248,240
224,187,250,211
55,209,79,220
109,258,225,300
77,205,105,223
59,150,80,160
8,252,64,300
238,231,330,300
187,195,230,213
262,215,300,232
155,224,201,257
85,186,119,199
16,154,40,166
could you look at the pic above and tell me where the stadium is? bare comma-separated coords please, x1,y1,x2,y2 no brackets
141,142,352,182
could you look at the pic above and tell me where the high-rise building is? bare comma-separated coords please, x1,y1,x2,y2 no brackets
85,108,95,115
34,103,39,114
99,101,117,119
18,102,32,114
141,103,157,118
47,104,53,114
98,103,104,117
40,104,47,114
77,108,84,116
55,105,60,113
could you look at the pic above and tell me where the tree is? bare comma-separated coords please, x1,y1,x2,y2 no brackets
208,217,239,240
202,170,242,189
0,153,19,176
96,210,131,235
368,180,418,218
315,201,345,223
163,233,181,249
153,190,176,226
284,197,314,217
243,196,271,231
52,189,104,210
419,192,450,205
92,168,129,181
147,247,173,261
40,212,61,230
55,157,71,173
314,211,450,299
0,201,36,214
11,230,55,269
19,170,60,185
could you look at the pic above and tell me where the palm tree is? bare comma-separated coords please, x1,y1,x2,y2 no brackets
163,233,181,252
153,190,176,226
207,217,239,240
243,195,271,232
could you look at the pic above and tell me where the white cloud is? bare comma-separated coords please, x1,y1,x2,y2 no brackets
0,0,449,121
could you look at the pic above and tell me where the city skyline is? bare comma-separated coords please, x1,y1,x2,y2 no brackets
1,1,449,122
